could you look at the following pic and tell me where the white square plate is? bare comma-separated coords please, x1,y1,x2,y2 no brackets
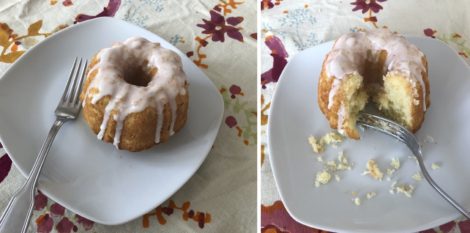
0,17,224,225
268,37,470,233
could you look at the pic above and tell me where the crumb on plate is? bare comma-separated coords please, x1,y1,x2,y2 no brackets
390,181,414,198
390,158,400,170
315,170,332,187
424,135,436,144
322,132,343,145
308,136,324,153
366,192,377,199
335,174,341,182
308,131,344,154
353,197,361,206
412,172,422,181
362,159,384,181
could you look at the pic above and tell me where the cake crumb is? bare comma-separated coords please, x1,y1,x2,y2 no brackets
396,184,414,198
390,158,400,170
390,181,414,197
315,170,332,187
338,151,347,163
389,181,398,194
317,156,323,162
412,172,422,181
384,158,400,180
353,197,361,206
386,168,396,177
431,163,440,170
336,151,352,170
322,132,343,145
308,136,324,153
362,160,384,181
424,135,436,144
334,174,341,182
322,151,353,172
366,192,377,199
308,132,344,154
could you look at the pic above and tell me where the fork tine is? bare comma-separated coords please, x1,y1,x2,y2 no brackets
67,58,82,103
72,60,87,105
61,58,78,102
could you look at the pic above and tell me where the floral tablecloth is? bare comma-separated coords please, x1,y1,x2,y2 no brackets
260,0,470,232
0,0,256,232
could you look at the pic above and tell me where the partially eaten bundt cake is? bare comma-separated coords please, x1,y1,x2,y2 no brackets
80,37,189,151
318,29,430,139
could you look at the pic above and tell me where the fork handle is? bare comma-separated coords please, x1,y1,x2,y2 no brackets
416,157,470,219
0,120,64,233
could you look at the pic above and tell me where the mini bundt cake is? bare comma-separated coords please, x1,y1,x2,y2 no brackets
80,37,189,151
318,29,430,139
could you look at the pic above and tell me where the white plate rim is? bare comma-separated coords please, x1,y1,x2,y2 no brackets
267,35,470,233
0,17,224,225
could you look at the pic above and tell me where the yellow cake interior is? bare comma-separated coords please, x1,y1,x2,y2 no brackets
341,71,417,136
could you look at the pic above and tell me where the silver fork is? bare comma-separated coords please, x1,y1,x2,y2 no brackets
0,58,87,233
357,112,470,219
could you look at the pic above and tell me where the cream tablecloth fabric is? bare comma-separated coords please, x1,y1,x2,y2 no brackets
261,0,470,232
0,0,256,232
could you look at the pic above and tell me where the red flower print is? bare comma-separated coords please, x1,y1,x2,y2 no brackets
261,0,274,10
50,203,65,217
424,28,436,38
261,224,289,233
76,215,94,230
351,0,386,13
34,191,48,210
439,221,455,233
261,201,321,232
420,230,437,233
439,220,456,233
162,206,174,215
229,85,244,98
261,35,288,88
225,116,237,128
62,0,73,6
197,10,244,42
55,217,75,233
143,200,211,229
459,219,470,232
74,0,121,23
0,153,12,184
36,214,54,233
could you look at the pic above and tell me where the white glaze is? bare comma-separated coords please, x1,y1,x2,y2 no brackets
325,29,427,111
84,37,187,148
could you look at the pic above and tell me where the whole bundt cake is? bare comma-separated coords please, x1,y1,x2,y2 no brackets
80,37,189,151
318,29,430,139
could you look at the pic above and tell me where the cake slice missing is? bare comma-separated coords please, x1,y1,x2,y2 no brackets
336,73,368,139
318,29,430,139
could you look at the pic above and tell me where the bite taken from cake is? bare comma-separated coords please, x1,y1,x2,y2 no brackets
318,28,430,139
80,37,189,152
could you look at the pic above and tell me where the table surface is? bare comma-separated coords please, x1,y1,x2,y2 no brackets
0,0,256,232
261,0,470,232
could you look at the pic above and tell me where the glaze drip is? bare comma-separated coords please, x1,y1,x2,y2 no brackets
84,37,187,148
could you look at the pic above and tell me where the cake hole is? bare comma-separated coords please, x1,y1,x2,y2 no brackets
123,64,155,87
